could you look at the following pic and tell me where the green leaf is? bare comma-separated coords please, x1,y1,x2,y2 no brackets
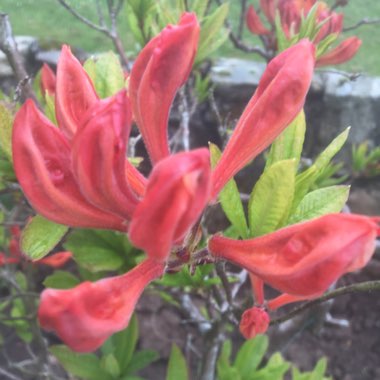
45,93,57,125
289,185,349,224
266,111,306,169
112,314,139,374
50,345,113,380
101,353,121,378
316,33,339,58
249,160,296,236
196,3,229,63
234,335,269,379
125,350,159,375
253,352,290,380
20,215,68,260
84,52,125,98
275,11,290,52
166,344,189,380
210,143,248,238
313,128,350,171
43,270,80,289
0,103,13,162
192,0,208,17
64,229,128,272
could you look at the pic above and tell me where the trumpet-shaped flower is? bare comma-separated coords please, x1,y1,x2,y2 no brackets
129,12,200,164
38,258,164,352
209,214,379,298
129,149,211,261
246,0,361,67
211,40,315,198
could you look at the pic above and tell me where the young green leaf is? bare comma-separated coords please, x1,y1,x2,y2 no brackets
253,353,290,380
0,103,13,162
50,345,113,380
124,350,159,375
43,270,80,289
21,215,68,260
249,159,296,236
289,185,349,224
84,52,125,98
101,353,121,378
266,111,306,169
64,229,130,272
196,3,229,63
234,335,269,379
210,143,249,238
166,344,189,380
112,314,139,374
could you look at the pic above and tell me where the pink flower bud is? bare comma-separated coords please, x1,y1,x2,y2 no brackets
129,13,200,164
209,214,379,298
239,306,270,339
211,40,315,198
129,149,211,262
55,45,99,139
40,63,56,96
38,258,164,352
260,0,277,25
316,37,362,67
38,251,72,268
246,5,271,35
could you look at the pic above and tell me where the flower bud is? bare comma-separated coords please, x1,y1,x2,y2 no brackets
239,306,270,339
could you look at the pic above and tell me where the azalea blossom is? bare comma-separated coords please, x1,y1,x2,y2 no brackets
246,0,361,66
209,214,380,336
13,13,318,351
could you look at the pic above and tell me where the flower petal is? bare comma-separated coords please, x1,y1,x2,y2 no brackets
72,90,140,219
129,148,211,262
209,214,379,298
246,5,271,35
129,13,200,163
55,45,99,138
211,40,315,198
12,100,126,230
38,258,164,352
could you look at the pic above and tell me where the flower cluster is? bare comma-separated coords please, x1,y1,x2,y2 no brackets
11,12,378,351
246,0,361,66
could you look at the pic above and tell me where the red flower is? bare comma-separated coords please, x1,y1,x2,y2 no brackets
129,13,200,164
211,40,315,198
209,214,379,299
246,5,271,35
38,258,164,352
239,306,270,339
40,64,56,96
129,149,211,261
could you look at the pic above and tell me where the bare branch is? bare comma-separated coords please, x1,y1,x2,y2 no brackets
270,280,380,326
343,18,380,32
237,0,248,39
56,0,108,34
0,13,39,103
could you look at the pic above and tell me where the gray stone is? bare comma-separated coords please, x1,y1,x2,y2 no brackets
0,36,38,77
210,58,380,160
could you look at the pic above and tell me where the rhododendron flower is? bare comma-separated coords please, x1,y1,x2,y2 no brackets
211,39,315,198
129,149,211,261
246,0,361,66
239,307,270,339
129,12,200,164
38,258,164,352
40,63,56,96
209,214,379,299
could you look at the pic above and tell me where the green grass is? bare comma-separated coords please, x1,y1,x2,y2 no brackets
1,0,380,75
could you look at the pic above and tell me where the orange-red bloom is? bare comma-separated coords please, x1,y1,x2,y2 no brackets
40,63,56,96
129,149,211,261
211,40,315,198
38,258,164,352
209,214,379,299
129,13,200,164
239,307,270,339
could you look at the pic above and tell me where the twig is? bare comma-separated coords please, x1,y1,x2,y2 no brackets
343,18,380,32
270,280,380,326
0,13,38,103
237,0,248,40
0,367,23,380
56,0,130,69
